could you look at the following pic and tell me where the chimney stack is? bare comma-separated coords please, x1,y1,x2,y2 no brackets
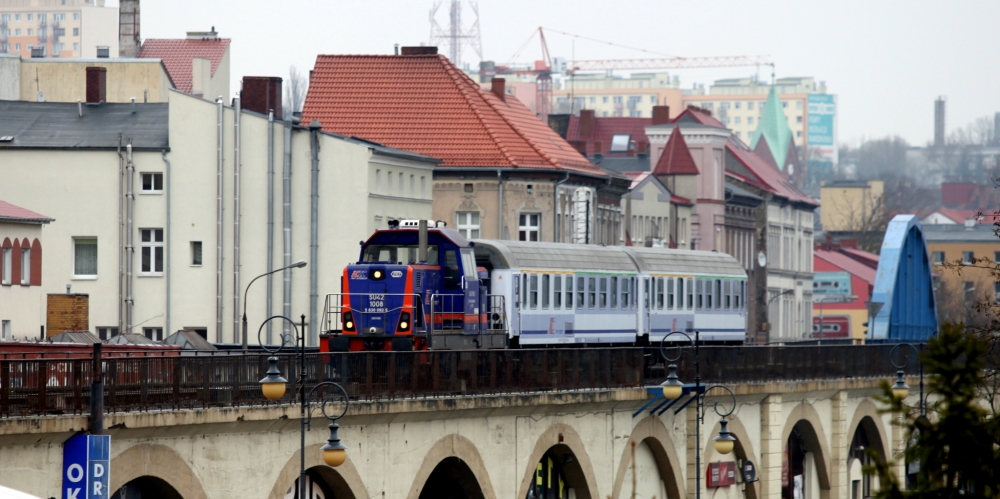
241,77,283,117
593,140,603,157
567,140,587,156
118,0,140,58
652,106,671,126
491,78,506,101
579,109,595,136
637,140,648,157
400,46,438,55
86,67,107,103
934,97,946,148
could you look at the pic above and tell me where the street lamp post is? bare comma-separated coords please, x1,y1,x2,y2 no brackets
658,331,741,499
889,343,926,415
242,260,307,350
258,314,349,499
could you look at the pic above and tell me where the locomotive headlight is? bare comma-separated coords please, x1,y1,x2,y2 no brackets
373,270,383,279
343,312,356,332
400,321,408,329
397,312,412,332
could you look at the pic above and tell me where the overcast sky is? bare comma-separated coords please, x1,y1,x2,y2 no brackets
135,0,1000,147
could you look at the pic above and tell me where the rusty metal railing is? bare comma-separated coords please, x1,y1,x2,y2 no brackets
0,344,917,418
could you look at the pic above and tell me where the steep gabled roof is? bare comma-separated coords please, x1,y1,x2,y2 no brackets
673,107,726,129
750,85,795,170
565,116,651,156
815,248,877,286
726,139,818,206
138,38,231,94
652,126,699,175
301,54,600,174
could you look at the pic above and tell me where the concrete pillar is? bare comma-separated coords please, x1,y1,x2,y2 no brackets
829,391,847,499
805,452,820,499
760,394,783,499
892,410,906,485
686,405,698,499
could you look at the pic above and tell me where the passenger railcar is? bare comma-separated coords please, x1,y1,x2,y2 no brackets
321,221,747,351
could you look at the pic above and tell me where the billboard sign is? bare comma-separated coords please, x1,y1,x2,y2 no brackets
807,94,837,171
63,434,111,499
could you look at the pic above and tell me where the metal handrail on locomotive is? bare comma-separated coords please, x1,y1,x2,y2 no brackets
322,220,748,351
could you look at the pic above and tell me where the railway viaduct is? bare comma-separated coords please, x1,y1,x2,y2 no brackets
0,346,915,499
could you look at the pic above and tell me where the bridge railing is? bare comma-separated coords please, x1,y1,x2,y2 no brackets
0,345,917,418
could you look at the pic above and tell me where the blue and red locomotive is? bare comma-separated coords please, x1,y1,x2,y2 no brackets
322,220,507,351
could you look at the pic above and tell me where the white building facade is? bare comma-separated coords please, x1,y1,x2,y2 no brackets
0,89,436,345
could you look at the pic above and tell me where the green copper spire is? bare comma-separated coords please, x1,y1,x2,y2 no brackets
750,85,794,171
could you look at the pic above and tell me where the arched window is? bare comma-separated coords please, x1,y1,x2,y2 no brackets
1,238,11,285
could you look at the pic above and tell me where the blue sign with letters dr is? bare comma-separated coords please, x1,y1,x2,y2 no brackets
63,434,111,499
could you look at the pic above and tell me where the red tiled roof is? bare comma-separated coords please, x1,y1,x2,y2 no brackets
941,182,978,207
301,54,600,174
652,126,699,175
814,248,877,285
673,108,726,129
138,38,231,94
671,194,693,206
933,208,978,224
623,171,649,189
0,199,52,224
838,247,880,270
725,139,818,206
566,116,651,156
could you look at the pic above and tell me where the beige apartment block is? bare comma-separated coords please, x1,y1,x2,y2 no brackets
820,180,884,233
0,0,118,58
0,88,436,345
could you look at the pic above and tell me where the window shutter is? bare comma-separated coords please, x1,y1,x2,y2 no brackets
10,238,21,286
30,239,42,286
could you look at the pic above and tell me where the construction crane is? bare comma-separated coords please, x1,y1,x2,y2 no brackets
501,27,774,123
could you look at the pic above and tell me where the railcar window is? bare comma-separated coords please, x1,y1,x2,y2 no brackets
610,277,618,309
529,274,538,310
644,278,650,309
623,277,631,309
665,278,672,310
724,281,731,310
696,279,704,310
600,278,608,309
542,274,550,309
715,279,722,310
738,281,744,310
566,276,573,309
657,278,665,310
685,279,693,309
578,277,586,309
521,274,527,307
588,277,596,309
363,244,439,264
554,275,562,309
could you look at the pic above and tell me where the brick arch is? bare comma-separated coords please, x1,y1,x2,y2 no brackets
30,239,41,286
781,402,833,497
847,399,889,463
406,433,496,499
701,416,760,499
611,415,686,499
109,443,208,499
517,423,600,499
10,238,21,286
268,442,367,499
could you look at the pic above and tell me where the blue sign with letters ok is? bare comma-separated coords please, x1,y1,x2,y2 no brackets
62,434,111,499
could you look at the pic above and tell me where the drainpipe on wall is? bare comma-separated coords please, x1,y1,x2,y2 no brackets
125,142,135,333
216,97,224,343
496,170,504,239
308,120,321,346
266,110,275,344
162,150,171,336
554,172,570,242
234,94,242,346
282,116,296,340
117,136,124,334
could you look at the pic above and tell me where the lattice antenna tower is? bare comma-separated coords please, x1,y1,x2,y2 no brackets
429,0,482,68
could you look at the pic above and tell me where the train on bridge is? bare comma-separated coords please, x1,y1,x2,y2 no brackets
321,220,748,351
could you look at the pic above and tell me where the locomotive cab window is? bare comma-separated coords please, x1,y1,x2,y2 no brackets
364,244,439,264
443,250,461,290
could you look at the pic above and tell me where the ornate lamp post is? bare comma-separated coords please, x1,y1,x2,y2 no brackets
658,331,740,499
257,315,350,499
889,343,926,415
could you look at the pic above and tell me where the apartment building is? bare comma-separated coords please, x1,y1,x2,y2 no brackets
0,0,117,58
0,77,436,345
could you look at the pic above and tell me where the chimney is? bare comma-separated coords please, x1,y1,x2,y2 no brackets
400,46,438,55
652,106,671,126
567,140,587,156
637,140,648,157
118,0,140,58
579,109,595,137
593,140,603,156
241,76,283,117
491,78,506,102
86,67,107,104
934,97,946,148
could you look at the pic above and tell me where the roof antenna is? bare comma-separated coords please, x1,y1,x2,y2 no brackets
394,44,399,55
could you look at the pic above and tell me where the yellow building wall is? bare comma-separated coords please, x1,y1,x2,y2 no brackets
929,240,1000,323
820,181,884,232
19,60,173,103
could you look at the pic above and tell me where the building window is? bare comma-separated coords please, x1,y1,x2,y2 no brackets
747,102,754,110
602,96,608,104
398,173,404,196
994,251,1000,264
734,102,741,109
14,28,20,36
140,229,164,275
27,28,32,36
464,183,473,193
964,281,976,301
796,131,802,138
796,116,803,123
613,96,622,104
26,14,32,21
97,327,118,340
703,102,714,110
141,172,163,193
73,27,79,36
420,176,426,198
1,320,9,340
20,248,30,285
932,251,945,265
782,101,788,109
748,116,754,125
734,117,741,125
191,241,202,266
73,42,78,51
38,13,45,21
962,251,974,265
73,13,79,21
994,282,1000,305
53,13,65,21
1,247,10,285
735,131,742,138
519,213,540,242
456,212,480,239
375,169,381,193
650,95,657,103
589,97,595,104
143,327,164,341
387,171,393,193
797,100,803,110
410,175,415,197
73,237,97,277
